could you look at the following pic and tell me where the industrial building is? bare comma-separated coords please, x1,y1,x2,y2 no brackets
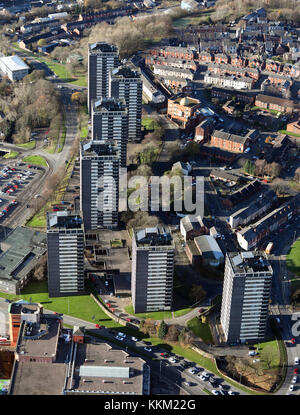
0,56,29,81
0,227,47,295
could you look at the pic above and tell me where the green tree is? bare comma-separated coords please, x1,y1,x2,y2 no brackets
158,320,168,339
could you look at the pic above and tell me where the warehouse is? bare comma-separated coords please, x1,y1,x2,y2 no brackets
0,56,29,81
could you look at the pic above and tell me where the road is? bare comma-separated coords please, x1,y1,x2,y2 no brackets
0,298,246,395
0,63,79,228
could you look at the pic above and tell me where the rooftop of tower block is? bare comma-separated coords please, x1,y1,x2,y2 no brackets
227,251,273,275
134,226,174,248
46,210,83,230
89,42,118,53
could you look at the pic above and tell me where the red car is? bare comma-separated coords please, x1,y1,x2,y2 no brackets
27,165,32,168
294,368,299,374
125,318,132,322
95,324,100,328
291,338,296,345
11,168,15,171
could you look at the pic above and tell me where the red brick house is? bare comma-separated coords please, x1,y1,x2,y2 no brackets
286,114,300,135
210,130,250,153
255,94,296,113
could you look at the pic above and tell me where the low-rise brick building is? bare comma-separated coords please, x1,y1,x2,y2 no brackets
210,129,251,153
255,94,296,113
167,95,202,129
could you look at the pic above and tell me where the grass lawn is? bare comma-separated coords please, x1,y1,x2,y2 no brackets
23,155,47,167
254,340,280,370
0,280,120,327
80,126,88,140
142,117,160,132
57,118,66,153
17,140,36,150
26,155,75,228
286,239,300,277
279,129,300,137
174,308,192,318
124,303,172,320
187,317,214,344
111,239,122,248
3,151,19,159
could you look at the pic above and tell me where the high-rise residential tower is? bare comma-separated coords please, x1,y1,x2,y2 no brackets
88,42,119,113
80,140,120,231
220,251,273,344
91,97,128,168
131,227,175,313
47,210,85,298
109,66,142,142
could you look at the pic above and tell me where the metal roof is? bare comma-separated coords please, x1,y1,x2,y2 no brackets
0,55,29,72
79,366,130,378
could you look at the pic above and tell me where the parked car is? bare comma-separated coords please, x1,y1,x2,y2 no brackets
295,357,299,365
131,337,138,342
144,347,152,352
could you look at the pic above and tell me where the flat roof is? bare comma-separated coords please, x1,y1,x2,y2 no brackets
227,251,273,274
69,340,145,395
16,316,61,358
89,42,118,53
47,210,83,230
93,97,127,113
134,226,173,247
0,55,29,71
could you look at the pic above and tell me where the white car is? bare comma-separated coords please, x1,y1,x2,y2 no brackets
115,336,124,341
289,385,295,392
117,332,126,338
199,375,208,381
292,376,298,384
131,337,138,342
248,351,257,356
244,147,251,153
295,357,299,365
188,368,197,374
169,357,177,363
228,390,239,395
144,347,152,352
211,390,221,395
202,371,210,377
